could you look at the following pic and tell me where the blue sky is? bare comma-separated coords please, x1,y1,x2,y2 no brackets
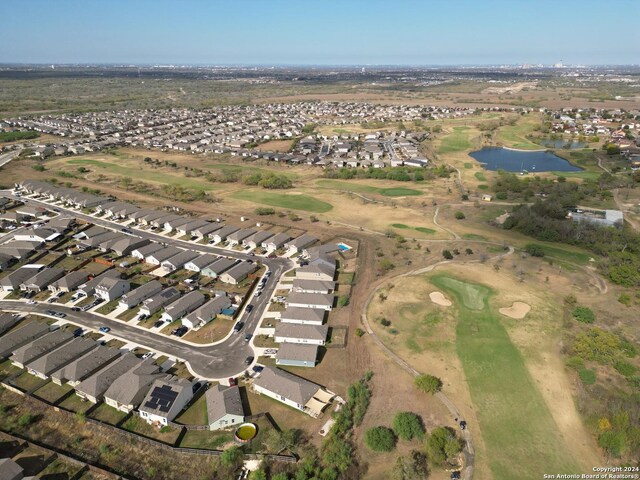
1,0,638,65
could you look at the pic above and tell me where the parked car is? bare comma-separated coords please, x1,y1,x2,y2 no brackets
141,352,154,359
233,321,243,333
228,377,236,387
99,326,110,333
153,320,164,328
252,365,264,373
73,327,84,337
176,327,188,337
71,307,81,312
26,299,37,305
245,304,254,313
192,382,202,393
244,356,254,365
244,333,252,342
254,290,262,298
121,228,132,234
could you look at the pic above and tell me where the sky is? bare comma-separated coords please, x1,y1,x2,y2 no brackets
1,0,638,66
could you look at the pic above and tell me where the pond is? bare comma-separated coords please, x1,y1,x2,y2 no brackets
469,147,582,172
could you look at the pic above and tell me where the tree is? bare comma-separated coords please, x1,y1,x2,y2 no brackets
426,427,463,467
524,244,545,257
572,306,595,324
255,207,275,216
442,250,453,260
364,426,396,452
249,471,267,480
392,450,428,480
392,412,425,441
454,211,465,220
272,474,289,480
414,374,442,394
120,176,133,189
220,446,243,467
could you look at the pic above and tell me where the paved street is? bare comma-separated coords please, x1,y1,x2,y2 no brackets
0,191,295,380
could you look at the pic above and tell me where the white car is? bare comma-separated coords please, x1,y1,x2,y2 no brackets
26,299,37,305
142,352,154,359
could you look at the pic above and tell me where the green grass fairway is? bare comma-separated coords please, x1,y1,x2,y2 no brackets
474,171,487,181
390,224,435,234
232,190,332,213
523,243,592,265
464,162,473,169
67,159,217,191
551,171,601,181
462,233,488,241
430,274,580,479
316,179,422,197
495,115,542,150
438,127,471,154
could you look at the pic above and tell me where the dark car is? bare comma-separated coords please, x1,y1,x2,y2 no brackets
233,321,243,333
228,377,236,387
244,356,254,365
451,472,461,480
73,327,84,337
252,365,264,373
245,304,254,313
459,420,467,430
153,320,164,328
71,307,81,311
244,333,252,342
192,382,202,393
176,326,188,337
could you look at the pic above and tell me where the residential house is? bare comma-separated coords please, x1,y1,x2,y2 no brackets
20,267,65,292
140,287,181,316
205,384,245,431
0,458,23,480
161,291,205,322
211,225,240,243
0,321,50,358
0,312,20,336
131,242,164,260
226,228,256,246
253,367,332,416
75,353,144,403
118,280,163,309
184,254,218,272
295,262,336,282
219,262,257,285
95,277,130,302
182,295,232,329
0,265,43,291
291,279,335,295
274,323,328,345
161,250,199,272
263,232,290,250
51,345,121,386
192,222,223,238
26,337,96,379
109,237,150,257
280,307,326,326
276,343,318,368
243,231,273,249
104,360,165,412
200,257,236,278
10,329,74,369
14,227,60,243
285,235,317,253
285,292,333,311
48,270,88,294
176,219,210,237
139,377,193,426
145,246,182,265
77,269,120,297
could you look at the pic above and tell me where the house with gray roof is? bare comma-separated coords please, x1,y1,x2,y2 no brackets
192,222,223,237
10,329,74,368
164,216,192,232
109,237,150,257
276,343,318,368
139,377,193,426
274,323,328,345
285,234,318,253
131,242,164,260
0,265,43,291
51,345,121,386
292,279,335,295
104,360,165,412
219,262,257,285
0,458,23,480
20,267,65,292
295,262,336,282
280,307,326,326
80,230,120,248
95,277,130,302
201,257,236,278
77,269,120,297
75,353,143,403
26,337,97,379
0,322,50,358
226,228,256,245
243,230,274,249
182,295,232,329
119,280,163,309
161,250,199,272
211,225,240,243
285,292,334,311
184,254,218,272
48,270,88,294
177,219,210,237
145,246,182,265
0,313,20,336
253,367,332,416
161,290,205,323
140,287,181,316
206,384,245,430
262,233,291,250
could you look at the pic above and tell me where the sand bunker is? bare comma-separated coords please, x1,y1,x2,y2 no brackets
499,301,531,319
429,291,452,307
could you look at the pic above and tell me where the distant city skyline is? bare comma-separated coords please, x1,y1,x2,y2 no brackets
1,0,638,66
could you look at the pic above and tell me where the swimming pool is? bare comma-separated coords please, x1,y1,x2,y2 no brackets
337,243,352,252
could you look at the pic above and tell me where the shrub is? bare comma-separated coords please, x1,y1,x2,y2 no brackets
32,164,45,172
220,446,243,467
414,374,442,394
392,412,425,441
442,250,453,260
17,413,34,427
454,211,465,220
364,426,396,452
572,306,595,324
380,318,391,327
617,293,632,306
566,356,584,370
337,295,350,307
614,361,637,378
355,328,365,337
426,427,463,467
465,248,473,255
524,244,545,257
255,207,275,216
578,368,597,385
496,192,508,200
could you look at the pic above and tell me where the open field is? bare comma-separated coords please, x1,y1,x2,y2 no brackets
254,139,294,152
494,114,542,150
231,189,333,212
316,179,423,197
437,126,472,154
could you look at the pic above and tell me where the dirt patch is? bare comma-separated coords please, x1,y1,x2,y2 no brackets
499,301,531,319
429,291,452,307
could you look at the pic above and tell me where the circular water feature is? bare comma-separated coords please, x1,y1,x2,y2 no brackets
234,423,257,443
469,147,582,173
